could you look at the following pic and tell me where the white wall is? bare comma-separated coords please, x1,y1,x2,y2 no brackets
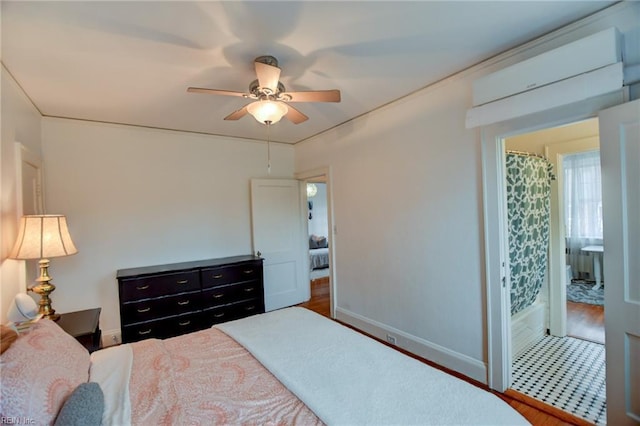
0,67,43,322
295,3,639,382
296,71,488,378
42,118,294,336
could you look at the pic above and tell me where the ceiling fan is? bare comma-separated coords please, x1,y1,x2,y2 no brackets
187,55,341,125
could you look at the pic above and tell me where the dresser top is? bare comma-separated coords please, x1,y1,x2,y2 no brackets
116,255,262,279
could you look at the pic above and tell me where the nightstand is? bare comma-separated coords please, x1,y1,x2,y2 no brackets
57,308,102,353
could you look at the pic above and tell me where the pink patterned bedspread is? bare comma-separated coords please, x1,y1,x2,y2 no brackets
129,327,323,425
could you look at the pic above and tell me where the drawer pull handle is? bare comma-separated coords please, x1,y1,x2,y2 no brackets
212,274,223,279
138,329,152,335
245,305,256,311
177,300,190,306
243,287,255,292
136,285,149,290
179,320,191,326
214,313,225,318
212,293,224,299
137,307,151,313
243,269,254,274
176,280,189,284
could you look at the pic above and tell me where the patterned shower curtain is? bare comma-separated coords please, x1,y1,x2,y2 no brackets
506,152,553,316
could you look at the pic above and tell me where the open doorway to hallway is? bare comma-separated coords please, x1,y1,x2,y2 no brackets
504,119,606,424
300,178,331,318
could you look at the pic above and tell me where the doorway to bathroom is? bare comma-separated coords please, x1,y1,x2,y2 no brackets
504,118,606,424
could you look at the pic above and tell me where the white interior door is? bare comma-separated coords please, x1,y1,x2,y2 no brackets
599,99,640,425
251,178,309,311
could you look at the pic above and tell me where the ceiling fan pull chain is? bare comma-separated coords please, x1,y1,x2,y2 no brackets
266,121,272,175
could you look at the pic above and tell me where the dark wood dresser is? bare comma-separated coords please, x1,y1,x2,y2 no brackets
117,255,264,343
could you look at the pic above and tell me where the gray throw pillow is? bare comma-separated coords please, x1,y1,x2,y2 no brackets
317,237,328,248
54,382,104,426
309,235,328,249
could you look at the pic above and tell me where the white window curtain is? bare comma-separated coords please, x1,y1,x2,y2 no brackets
563,150,603,281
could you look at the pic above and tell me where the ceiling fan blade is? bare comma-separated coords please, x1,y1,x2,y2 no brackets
255,61,281,92
224,105,249,121
187,87,247,97
284,104,308,124
280,89,341,103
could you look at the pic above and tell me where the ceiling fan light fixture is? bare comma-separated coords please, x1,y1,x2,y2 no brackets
247,100,288,125
307,183,318,198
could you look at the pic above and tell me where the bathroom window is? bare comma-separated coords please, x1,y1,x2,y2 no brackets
564,150,603,281
563,150,603,240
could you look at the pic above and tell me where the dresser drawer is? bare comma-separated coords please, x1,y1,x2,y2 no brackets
121,291,201,324
201,299,263,327
201,262,261,289
201,280,261,308
120,270,200,302
122,312,203,343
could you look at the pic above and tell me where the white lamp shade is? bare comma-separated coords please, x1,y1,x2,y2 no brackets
8,293,39,322
9,215,78,260
247,100,288,124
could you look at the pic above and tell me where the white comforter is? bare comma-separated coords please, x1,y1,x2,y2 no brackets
218,307,529,425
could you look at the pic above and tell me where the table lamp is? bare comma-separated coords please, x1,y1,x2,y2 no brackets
9,215,78,321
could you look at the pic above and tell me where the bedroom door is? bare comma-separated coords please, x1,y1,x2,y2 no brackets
599,99,640,425
250,178,310,311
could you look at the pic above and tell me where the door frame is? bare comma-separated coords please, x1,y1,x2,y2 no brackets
14,142,45,291
481,90,626,391
295,166,335,318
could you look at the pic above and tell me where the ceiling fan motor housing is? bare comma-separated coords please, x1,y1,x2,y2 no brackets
249,79,286,99
254,55,279,67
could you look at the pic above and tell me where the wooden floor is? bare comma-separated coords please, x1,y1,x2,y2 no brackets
567,301,604,344
298,277,330,317
298,279,575,425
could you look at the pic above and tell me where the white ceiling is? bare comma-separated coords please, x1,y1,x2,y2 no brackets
1,1,615,144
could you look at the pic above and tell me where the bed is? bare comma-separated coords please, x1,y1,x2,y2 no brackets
309,247,329,271
309,235,329,270
1,307,529,425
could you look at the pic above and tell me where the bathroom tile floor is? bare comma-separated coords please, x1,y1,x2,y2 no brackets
511,335,606,424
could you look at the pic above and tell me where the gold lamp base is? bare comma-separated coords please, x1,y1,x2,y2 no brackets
28,259,60,321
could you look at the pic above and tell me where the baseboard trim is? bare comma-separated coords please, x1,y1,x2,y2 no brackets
335,307,487,384
511,302,546,359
